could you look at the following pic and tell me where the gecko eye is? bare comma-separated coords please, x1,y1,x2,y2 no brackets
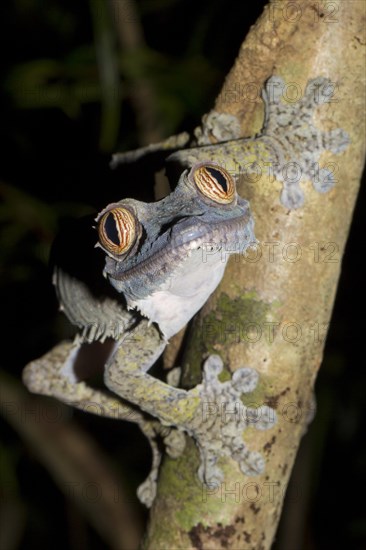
192,164,235,204
98,207,137,255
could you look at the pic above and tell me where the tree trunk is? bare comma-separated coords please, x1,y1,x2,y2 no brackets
143,0,365,548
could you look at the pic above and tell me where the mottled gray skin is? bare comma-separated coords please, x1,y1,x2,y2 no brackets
23,75,349,506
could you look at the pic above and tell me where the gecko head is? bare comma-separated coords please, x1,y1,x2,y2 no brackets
95,162,255,338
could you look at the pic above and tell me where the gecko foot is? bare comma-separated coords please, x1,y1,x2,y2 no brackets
187,355,277,486
261,76,350,208
104,345,277,496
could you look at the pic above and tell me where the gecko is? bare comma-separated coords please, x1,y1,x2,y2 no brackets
23,76,349,506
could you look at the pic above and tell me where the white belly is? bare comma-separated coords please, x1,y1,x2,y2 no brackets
130,249,227,339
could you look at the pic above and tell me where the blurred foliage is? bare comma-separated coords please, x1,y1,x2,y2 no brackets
0,0,365,549
4,0,220,149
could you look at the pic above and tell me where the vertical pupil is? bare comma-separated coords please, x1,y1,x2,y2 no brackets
207,167,228,193
104,213,120,245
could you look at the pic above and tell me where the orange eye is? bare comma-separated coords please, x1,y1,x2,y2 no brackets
192,164,235,204
98,207,137,255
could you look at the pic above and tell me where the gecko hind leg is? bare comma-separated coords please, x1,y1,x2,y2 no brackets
22,339,166,507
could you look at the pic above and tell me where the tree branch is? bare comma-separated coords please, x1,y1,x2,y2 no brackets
144,0,365,548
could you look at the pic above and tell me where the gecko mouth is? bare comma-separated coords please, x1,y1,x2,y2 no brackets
117,210,251,273
103,201,254,302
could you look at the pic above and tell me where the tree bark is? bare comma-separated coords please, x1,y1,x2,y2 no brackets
143,0,365,548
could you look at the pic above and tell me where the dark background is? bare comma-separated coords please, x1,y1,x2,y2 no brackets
0,1,365,549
